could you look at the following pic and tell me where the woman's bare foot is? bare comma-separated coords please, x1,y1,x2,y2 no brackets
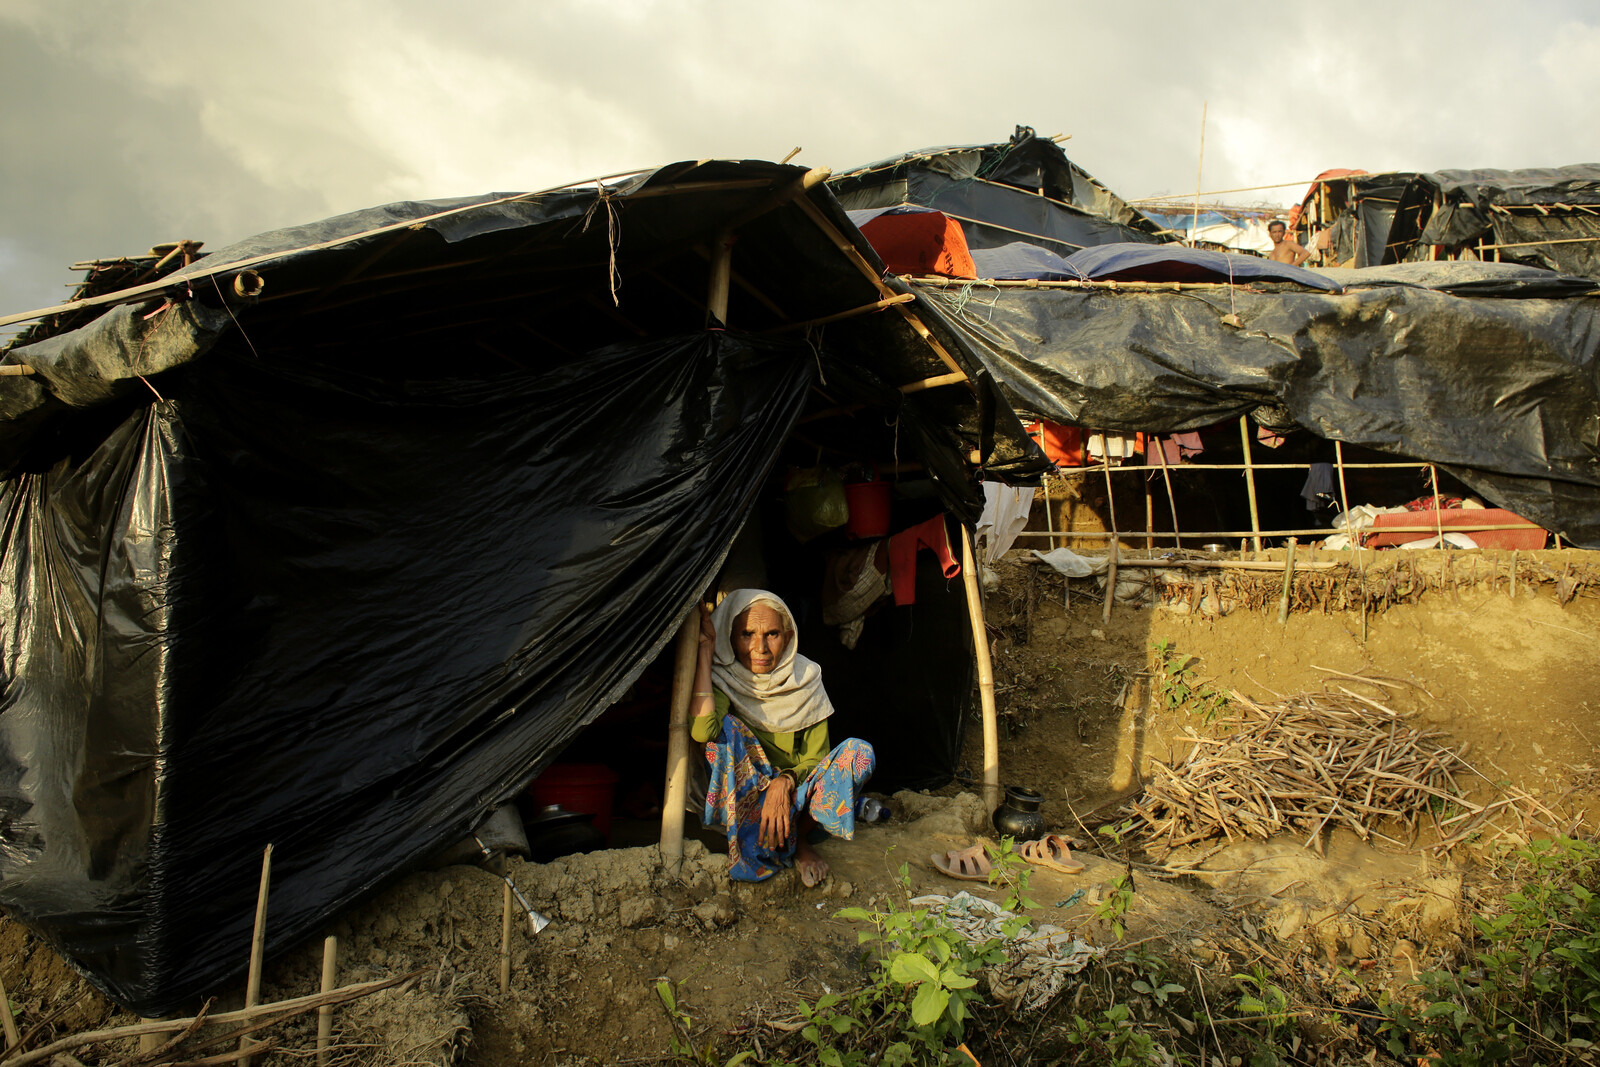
795,812,828,887
796,837,829,887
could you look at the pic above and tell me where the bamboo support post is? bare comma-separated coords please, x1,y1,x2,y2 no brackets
240,844,273,1067
959,526,1000,813
1334,440,1353,544
1012,523,1541,540
1428,465,1446,546
1036,427,1058,551
1153,435,1183,550
315,937,338,1067
1100,444,1120,621
1103,541,1119,624
1238,417,1263,554
763,292,913,333
0,971,18,1050
499,882,513,995
1510,551,1519,598
706,228,733,326
1277,538,1298,624
658,606,700,872
1143,475,1154,552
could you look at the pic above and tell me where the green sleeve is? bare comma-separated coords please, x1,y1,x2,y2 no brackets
690,690,730,743
786,718,832,782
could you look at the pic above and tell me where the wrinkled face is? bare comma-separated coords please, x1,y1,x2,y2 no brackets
1268,223,1287,243
732,603,790,675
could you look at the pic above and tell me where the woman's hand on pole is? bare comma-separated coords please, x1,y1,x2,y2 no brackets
692,600,717,721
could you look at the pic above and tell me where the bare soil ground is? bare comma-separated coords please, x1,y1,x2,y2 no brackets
3,548,1597,1066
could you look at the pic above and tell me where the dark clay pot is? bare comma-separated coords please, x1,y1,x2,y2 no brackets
992,785,1046,842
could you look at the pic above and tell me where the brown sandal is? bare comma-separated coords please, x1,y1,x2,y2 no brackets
1018,834,1086,874
930,844,992,881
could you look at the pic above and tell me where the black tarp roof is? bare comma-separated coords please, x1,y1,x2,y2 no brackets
0,160,1047,1014
828,127,1167,258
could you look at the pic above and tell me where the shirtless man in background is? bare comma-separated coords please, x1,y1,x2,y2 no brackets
1267,220,1311,266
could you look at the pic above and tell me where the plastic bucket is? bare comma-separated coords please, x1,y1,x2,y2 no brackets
843,479,891,539
527,763,618,843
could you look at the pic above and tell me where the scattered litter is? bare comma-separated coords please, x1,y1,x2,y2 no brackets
909,891,1100,1011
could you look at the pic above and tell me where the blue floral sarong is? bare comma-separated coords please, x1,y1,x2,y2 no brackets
702,714,876,882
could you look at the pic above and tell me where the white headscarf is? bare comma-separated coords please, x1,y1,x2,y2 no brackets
710,589,834,734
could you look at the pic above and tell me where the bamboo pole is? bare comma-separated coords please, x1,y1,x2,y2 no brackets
788,195,973,386
499,882,513,995
1033,459,1448,473
1038,429,1058,551
898,371,969,394
1190,102,1207,247
1334,440,1353,544
1428,466,1446,546
2,974,420,1067
1095,557,1337,572
1153,435,1184,550
1131,179,1343,202
0,972,18,1050
1238,418,1263,554
315,937,338,1067
959,526,1000,813
706,228,733,326
240,844,273,1067
1012,523,1540,540
658,606,700,873
0,366,36,377
1100,442,1120,621
762,292,914,333
1277,538,1298,624
1144,474,1154,552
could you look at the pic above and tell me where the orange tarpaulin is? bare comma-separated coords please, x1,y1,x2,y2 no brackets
857,211,977,279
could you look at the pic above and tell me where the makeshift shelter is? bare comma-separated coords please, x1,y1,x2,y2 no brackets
1293,166,1600,277
0,160,1047,1013
893,244,1600,546
828,127,1168,263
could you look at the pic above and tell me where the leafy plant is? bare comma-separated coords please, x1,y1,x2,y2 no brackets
1150,639,1229,724
1093,873,1136,941
1378,836,1600,1066
656,976,754,1066
1063,1001,1176,1067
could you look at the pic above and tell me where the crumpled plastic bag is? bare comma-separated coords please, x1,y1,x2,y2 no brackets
909,890,1101,1012
1030,547,1108,577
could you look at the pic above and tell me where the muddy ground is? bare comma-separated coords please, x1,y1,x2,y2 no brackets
3,547,1597,1066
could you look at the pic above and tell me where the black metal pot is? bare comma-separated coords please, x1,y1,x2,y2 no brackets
992,785,1046,842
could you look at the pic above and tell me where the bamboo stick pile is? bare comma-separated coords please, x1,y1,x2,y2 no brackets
1124,688,1490,857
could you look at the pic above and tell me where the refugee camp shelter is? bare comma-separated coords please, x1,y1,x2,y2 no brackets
828,127,1168,262
0,160,1047,1014
821,185,1600,546
1292,166,1600,277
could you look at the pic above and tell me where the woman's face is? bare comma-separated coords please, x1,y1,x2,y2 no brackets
732,603,789,675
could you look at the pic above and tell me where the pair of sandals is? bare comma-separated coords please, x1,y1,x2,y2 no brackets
930,834,1085,881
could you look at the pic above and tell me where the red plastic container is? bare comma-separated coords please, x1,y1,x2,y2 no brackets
843,479,891,539
527,763,618,843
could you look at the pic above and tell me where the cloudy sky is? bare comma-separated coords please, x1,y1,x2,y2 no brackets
4,0,1600,334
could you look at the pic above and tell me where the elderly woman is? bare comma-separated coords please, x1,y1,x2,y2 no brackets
690,589,875,885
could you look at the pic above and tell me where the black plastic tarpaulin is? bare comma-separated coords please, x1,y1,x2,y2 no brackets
829,128,1166,257
913,265,1600,545
0,330,811,1011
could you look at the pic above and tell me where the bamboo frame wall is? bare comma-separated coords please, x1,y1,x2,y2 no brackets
1019,416,1558,552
